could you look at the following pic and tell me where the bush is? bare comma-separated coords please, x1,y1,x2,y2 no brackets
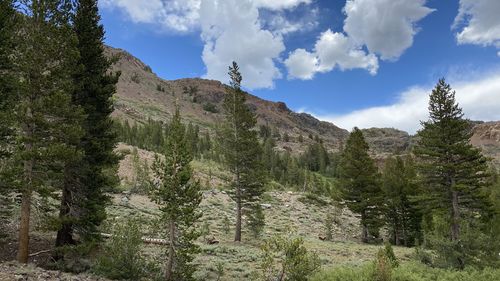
312,262,500,281
93,219,147,280
261,234,321,281
203,102,219,113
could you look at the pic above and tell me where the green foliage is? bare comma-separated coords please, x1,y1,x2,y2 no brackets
312,262,500,281
0,0,16,240
414,79,493,268
247,204,265,238
156,83,166,92
222,215,231,234
144,65,152,73
219,62,266,241
215,261,225,281
338,128,383,242
325,212,334,241
382,156,422,246
203,102,219,113
261,234,321,281
373,249,393,281
384,243,399,268
94,219,147,280
130,148,151,194
150,107,202,280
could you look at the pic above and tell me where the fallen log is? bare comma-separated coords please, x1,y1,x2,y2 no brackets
100,233,169,245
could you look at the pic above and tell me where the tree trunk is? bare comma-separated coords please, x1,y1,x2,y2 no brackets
450,190,460,241
394,217,400,246
361,211,368,243
54,180,75,260
18,110,33,264
234,185,242,242
165,219,176,281
17,189,32,263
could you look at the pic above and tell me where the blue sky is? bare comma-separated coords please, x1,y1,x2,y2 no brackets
99,0,500,133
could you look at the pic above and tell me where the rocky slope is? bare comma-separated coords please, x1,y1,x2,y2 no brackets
105,46,500,164
105,46,347,153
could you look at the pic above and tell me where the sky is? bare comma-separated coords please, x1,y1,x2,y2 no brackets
99,0,500,133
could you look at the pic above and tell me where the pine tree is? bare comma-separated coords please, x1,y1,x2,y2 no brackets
150,107,202,281
0,0,16,239
381,156,422,246
414,79,491,268
219,62,266,242
55,0,121,250
10,0,83,263
338,127,383,243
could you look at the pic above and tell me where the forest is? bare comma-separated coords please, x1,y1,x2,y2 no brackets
0,1,499,281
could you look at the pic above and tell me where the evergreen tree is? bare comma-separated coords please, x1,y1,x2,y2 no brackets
381,156,422,246
219,62,266,242
55,0,120,250
11,0,83,263
150,107,202,281
338,127,383,243
0,0,16,239
414,79,491,268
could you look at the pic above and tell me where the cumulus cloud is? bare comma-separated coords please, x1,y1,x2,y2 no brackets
453,0,500,53
310,72,500,133
285,0,433,79
200,0,285,89
285,30,378,79
100,0,200,32
101,0,313,89
344,0,434,60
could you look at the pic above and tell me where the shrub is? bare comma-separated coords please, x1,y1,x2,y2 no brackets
203,102,219,113
261,234,321,281
93,219,146,280
131,72,140,83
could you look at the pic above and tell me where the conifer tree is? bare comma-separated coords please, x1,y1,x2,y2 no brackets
414,79,491,268
55,0,121,249
338,127,383,243
0,0,16,239
219,62,266,242
10,0,83,263
382,156,422,246
150,107,202,281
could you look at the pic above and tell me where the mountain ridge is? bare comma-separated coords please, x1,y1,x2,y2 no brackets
105,45,500,164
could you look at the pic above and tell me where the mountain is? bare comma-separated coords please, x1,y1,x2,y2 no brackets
105,46,500,165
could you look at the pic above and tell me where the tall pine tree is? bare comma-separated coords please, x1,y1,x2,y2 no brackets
11,0,83,263
414,79,491,268
219,62,266,242
55,0,120,249
338,127,383,243
381,156,422,246
0,0,16,239
150,106,202,281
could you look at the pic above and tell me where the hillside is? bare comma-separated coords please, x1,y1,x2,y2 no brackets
105,46,348,154
106,46,500,164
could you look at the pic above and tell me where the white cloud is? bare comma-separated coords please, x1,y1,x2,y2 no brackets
101,0,312,89
253,0,311,10
315,30,378,75
453,0,500,52
309,71,500,134
200,0,285,89
284,49,318,80
344,0,434,60
100,0,200,32
285,30,378,79
285,0,432,79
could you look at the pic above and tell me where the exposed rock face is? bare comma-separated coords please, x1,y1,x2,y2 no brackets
105,46,348,153
361,128,412,155
105,46,500,164
471,121,500,166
